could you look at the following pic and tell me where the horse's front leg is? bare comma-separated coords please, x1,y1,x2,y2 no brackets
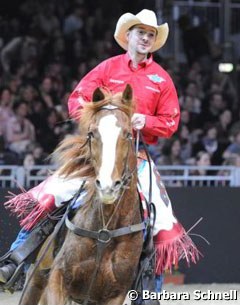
45,268,67,305
19,268,47,305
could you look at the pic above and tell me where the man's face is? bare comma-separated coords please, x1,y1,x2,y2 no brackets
126,25,157,55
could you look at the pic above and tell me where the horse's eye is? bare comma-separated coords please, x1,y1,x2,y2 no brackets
88,131,94,139
127,133,133,140
123,132,132,141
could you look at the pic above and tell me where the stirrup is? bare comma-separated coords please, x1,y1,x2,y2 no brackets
0,262,25,293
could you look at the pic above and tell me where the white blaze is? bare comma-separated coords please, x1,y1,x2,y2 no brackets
98,114,121,189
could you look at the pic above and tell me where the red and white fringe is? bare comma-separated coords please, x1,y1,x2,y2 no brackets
5,191,55,230
154,224,201,275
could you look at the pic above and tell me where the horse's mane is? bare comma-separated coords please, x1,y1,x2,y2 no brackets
52,89,134,180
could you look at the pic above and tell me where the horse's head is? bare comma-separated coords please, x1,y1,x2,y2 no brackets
83,84,136,204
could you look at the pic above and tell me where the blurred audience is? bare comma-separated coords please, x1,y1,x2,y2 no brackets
0,0,239,179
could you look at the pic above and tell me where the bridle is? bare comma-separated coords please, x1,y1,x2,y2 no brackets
65,104,145,305
87,104,137,192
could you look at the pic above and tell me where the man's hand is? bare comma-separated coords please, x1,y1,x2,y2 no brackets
131,113,146,130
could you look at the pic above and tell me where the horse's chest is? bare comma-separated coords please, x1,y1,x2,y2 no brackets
67,245,138,299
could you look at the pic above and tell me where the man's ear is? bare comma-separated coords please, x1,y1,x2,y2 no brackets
125,30,130,42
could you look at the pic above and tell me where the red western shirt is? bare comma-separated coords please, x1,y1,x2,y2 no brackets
68,53,180,145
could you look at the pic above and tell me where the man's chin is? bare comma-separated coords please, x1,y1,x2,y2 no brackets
137,48,150,55
137,50,149,55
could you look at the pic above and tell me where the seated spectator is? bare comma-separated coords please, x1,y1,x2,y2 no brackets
18,84,39,106
193,124,225,165
192,151,211,176
179,81,202,114
38,76,60,109
157,139,183,167
0,137,18,177
0,87,14,136
8,76,22,101
32,144,48,165
216,109,232,148
23,153,35,169
223,130,240,160
218,155,240,187
179,109,201,134
23,151,48,179
45,60,69,102
4,101,35,157
186,61,205,91
28,99,47,136
156,138,184,185
229,108,240,136
189,151,214,186
201,93,226,126
211,71,238,109
178,124,193,163
37,108,64,154
156,138,184,186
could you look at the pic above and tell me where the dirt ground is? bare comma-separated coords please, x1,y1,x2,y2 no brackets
1,283,240,305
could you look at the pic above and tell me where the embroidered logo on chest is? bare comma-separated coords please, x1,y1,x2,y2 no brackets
147,74,166,83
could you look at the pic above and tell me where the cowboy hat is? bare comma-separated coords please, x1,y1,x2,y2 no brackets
114,9,169,52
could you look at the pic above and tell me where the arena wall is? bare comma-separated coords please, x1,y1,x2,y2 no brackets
0,188,240,283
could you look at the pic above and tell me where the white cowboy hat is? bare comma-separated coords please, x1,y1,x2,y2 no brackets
114,9,169,52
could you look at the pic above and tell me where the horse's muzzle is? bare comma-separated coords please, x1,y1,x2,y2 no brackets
95,179,121,204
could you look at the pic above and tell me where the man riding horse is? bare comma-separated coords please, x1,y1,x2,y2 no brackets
0,9,199,292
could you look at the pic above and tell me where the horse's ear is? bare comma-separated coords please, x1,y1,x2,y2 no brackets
122,84,132,102
92,87,105,103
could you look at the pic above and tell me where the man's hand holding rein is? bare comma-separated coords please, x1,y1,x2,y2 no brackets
132,113,146,130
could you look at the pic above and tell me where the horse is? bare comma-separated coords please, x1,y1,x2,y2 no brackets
19,84,144,305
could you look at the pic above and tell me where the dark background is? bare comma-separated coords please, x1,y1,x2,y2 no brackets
1,187,240,283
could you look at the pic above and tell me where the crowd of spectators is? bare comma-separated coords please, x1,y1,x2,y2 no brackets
0,0,239,176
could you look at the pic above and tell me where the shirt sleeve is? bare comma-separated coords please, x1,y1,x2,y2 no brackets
68,60,107,120
142,76,180,139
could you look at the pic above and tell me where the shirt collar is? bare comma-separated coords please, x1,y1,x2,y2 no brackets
124,52,153,69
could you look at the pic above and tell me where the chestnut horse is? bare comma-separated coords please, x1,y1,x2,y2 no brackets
19,84,143,305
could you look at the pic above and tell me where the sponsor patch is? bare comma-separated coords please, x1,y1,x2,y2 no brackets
147,74,166,83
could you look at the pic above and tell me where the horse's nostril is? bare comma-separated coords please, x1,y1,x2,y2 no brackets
113,180,121,190
95,179,101,189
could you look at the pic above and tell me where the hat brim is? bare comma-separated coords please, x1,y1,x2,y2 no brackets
114,13,169,52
